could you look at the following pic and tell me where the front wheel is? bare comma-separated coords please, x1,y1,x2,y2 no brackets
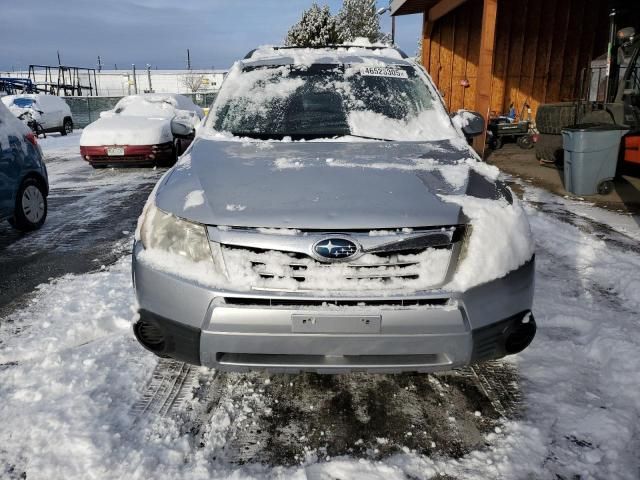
517,135,534,149
61,118,73,136
9,178,47,231
597,180,614,195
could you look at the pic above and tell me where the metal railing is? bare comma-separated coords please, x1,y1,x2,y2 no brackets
63,93,217,128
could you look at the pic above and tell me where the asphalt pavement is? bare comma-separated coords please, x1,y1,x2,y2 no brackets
0,133,163,317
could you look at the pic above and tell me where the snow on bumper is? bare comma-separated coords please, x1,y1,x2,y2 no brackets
132,242,535,373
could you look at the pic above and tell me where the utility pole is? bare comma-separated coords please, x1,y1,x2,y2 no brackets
57,50,61,65
132,64,138,94
187,49,191,70
97,55,102,72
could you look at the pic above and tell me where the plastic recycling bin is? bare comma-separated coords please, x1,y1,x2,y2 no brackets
561,123,629,195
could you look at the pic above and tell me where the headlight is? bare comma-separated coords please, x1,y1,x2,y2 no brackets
140,203,212,263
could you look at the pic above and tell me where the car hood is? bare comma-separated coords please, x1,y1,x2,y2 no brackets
155,138,503,229
79,115,173,147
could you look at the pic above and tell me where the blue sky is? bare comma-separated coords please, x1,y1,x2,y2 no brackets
0,1,422,71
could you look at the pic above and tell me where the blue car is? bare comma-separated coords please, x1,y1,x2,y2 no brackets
0,101,48,231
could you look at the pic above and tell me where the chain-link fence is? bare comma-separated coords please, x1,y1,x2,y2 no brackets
63,93,218,128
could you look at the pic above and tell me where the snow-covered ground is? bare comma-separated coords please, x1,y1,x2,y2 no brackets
1,135,639,479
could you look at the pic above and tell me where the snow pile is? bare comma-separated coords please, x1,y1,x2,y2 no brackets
441,195,534,290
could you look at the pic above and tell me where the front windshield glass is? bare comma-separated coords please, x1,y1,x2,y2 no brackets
13,98,35,108
209,64,457,141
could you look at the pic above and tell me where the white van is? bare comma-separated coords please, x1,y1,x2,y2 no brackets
1,94,74,135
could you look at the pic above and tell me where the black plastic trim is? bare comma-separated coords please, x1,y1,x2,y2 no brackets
471,310,536,362
134,310,202,365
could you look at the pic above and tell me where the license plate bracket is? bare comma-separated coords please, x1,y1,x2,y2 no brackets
291,314,381,334
107,146,125,156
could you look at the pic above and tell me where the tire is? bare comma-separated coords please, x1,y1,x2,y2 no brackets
517,135,534,149
535,133,564,164
535,103,577,135
155,141,179,168
91,164,107,169
60,118,73,136
9,178,47,231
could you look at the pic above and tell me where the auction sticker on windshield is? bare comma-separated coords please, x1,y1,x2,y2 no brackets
360,66,409,78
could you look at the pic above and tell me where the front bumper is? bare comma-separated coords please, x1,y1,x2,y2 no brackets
132,242,535,373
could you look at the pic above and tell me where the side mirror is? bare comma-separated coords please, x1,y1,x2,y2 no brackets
452,110,485,137
171,117,195,137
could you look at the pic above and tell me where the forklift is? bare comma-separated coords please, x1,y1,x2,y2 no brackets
535,9,640,166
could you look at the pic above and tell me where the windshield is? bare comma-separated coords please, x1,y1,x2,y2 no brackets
13,98,35,108
209,64,457,141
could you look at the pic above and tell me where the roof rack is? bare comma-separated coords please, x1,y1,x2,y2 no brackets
244,45,409,60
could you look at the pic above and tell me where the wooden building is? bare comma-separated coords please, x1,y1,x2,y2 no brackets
391,0,639,147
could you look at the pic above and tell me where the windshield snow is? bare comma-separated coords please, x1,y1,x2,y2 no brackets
209,64,457,141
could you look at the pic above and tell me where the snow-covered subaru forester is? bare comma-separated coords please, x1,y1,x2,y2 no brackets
132,44,536,373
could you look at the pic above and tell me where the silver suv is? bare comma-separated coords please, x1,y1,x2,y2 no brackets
132,45,536,373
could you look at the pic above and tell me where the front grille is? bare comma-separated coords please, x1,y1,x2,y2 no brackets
217,227,462,293
223,297,451,307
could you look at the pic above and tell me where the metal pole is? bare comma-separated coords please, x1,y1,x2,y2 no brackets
132,64,138,94
57,50,61,66
146,64,153,93
605,8,617,103
392,16,396,44
97,56,102,72
187,49,191,70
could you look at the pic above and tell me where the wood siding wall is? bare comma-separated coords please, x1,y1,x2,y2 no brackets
423,0,610,117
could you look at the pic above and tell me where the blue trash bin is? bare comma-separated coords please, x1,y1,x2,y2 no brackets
561,123,629,195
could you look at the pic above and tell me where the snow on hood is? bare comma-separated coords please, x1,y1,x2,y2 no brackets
154,138,505,230
80,115,173,146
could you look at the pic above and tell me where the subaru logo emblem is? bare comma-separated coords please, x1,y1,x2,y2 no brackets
312,238,359,262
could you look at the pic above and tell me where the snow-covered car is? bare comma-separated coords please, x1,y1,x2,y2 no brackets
79,93,204,168
0,100,48,231
1,94,73,136
132,45,536,373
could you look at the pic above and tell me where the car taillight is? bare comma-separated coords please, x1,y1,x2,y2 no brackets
25,132,38,146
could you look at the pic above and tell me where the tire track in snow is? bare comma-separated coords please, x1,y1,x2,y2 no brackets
131,358,201,421
522,203,640,479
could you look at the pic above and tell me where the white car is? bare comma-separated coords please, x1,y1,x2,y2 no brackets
1,94,74,135
79,93,204,168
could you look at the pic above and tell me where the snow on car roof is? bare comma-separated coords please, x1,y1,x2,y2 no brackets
113,93,202,117
243,43,412,68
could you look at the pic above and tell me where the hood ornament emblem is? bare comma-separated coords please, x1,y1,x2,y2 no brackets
312,238,360,262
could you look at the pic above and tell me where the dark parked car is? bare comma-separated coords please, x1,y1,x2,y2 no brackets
0,101,48,231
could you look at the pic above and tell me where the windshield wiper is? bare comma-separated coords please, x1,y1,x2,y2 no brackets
229,132,394,141
344,134,393,142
